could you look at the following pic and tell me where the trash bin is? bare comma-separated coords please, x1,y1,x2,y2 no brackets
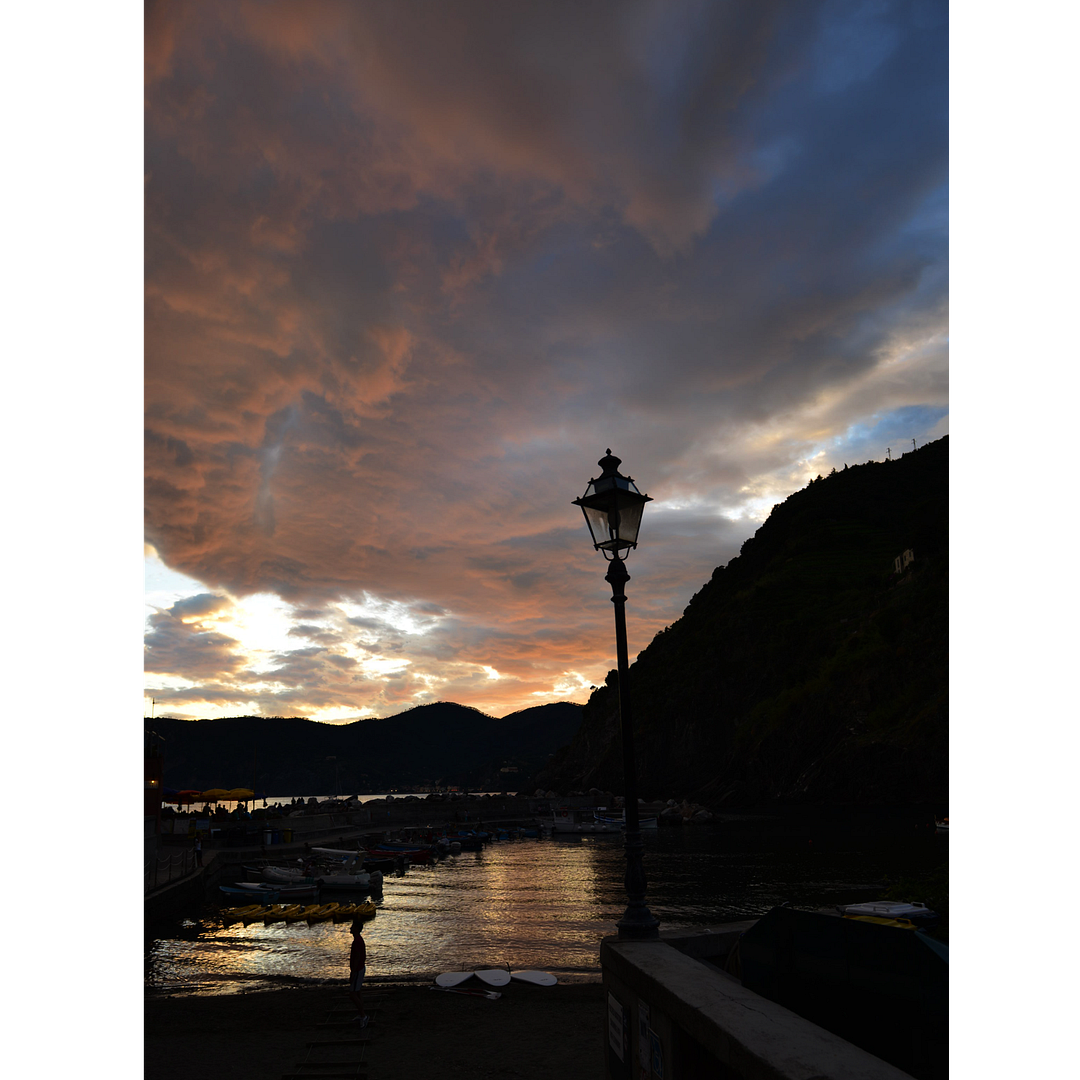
283,828,293,843
263,828,274,845
272,830,282,844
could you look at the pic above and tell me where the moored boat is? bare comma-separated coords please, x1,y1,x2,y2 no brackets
325,901,377,922
261,865,318,885
548,808,620,834
361,856,397,873
367,843,436,864
845,915,920,929
262,904,304,923
437,831,487,850
594,811,659,830
304,903,340,923
307,847,383,888
232,881,319,900
837,901,939,925
284,903,321,923
242,905,275,925
221,903,267,923
220,884,282,901
355,902,376,921
317,870,369,885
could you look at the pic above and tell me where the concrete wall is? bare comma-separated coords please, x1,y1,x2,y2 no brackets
601,930,915,1080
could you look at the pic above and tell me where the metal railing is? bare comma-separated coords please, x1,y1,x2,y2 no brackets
144,848,197,893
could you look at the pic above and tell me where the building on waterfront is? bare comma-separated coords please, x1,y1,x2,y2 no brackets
145,729,166,893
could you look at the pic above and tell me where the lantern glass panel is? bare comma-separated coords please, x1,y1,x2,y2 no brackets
580,502,613,549
612,497,644,547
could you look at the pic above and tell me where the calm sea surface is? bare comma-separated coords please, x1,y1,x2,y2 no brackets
145,807,946,997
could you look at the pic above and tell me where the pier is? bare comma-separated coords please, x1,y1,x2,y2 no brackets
145,794,553,922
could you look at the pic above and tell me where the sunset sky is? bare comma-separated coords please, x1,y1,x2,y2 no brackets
143,0,949,723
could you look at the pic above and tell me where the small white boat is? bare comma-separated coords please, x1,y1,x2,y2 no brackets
549,808,621,834
435,971,474,987
261,865,316,884
302,848,382,889
475,969,511,987
510,970,558,986
317,871,373,888
594,811,659,830
837,901,937,923
231,881,319,899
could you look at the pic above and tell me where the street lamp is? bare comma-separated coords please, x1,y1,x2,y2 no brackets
574,450,659,940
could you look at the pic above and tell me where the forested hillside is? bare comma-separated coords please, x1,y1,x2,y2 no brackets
536,438,948,806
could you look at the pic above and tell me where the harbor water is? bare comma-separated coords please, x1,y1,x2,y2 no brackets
145,807,946,996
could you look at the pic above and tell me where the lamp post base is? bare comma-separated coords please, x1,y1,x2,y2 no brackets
616,827,660,940
617,912,661,940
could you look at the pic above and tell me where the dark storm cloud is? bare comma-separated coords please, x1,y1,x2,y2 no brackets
144,0,948,719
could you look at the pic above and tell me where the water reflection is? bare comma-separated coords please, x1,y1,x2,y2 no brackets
147,818,945,996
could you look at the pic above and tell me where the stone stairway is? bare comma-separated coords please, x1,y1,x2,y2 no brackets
280,992,387,1080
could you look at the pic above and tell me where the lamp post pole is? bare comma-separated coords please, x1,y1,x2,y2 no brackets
606,555,659,940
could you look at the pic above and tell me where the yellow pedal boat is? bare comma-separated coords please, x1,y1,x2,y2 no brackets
222,903,266,923
344,902,377,922
262,904,303,923
305,903,341,923
284,904,322,923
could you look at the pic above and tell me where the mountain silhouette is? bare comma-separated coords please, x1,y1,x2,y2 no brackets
536,437,948,805
145,701,582,793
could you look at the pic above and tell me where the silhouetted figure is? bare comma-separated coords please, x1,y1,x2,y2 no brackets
348,921,368,1026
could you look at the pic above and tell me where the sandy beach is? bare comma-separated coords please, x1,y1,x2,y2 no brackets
145,979,607,1080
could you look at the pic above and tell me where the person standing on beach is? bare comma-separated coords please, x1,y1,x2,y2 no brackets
349,921,368,1026
194,836,203,867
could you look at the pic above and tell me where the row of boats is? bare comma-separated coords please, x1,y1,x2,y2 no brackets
218,838,468,924
231,818,645,906
246,846,408,890
219,821,629,920
220,900,377,925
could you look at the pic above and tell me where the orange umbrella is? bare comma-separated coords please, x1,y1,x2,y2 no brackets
167,790,202,805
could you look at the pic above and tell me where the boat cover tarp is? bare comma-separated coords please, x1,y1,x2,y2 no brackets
737,906,947,1080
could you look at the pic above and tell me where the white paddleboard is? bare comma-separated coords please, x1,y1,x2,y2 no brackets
435,971,475,987
434,987,502,1000
509,969,558,986
475,968,512,987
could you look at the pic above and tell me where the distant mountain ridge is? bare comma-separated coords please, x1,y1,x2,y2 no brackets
536,437,948,806
146,701,582,793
